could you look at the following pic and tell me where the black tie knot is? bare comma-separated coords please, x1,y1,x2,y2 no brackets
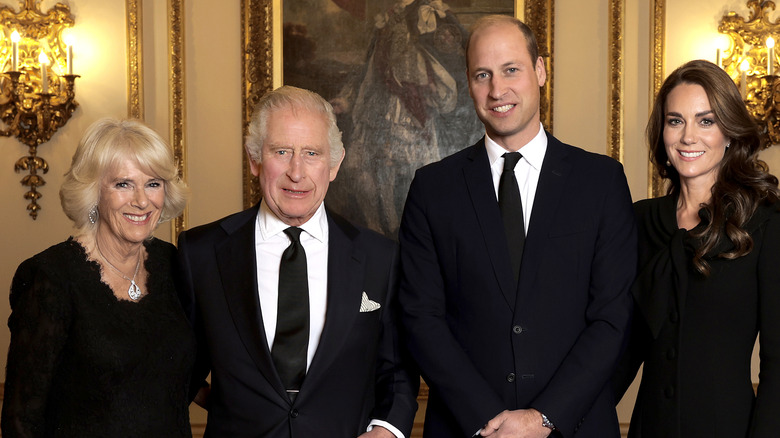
503,152,522,171
284,227,303,243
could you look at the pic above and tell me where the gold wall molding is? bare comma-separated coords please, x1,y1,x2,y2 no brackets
649,0,665,198
608,0,624,162
168,0,187,237
524,0,554,133
241,0,271,209
126,0,142,120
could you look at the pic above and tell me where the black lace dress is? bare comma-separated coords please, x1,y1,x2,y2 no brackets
1,237,196,437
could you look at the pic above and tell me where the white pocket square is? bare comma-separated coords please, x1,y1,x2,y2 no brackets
359,292,381,312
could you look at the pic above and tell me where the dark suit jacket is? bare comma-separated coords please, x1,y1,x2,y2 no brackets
613,196,780,437
398,134,637,437
177,205,418,438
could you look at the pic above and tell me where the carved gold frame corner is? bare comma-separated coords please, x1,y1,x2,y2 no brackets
608,0,624,162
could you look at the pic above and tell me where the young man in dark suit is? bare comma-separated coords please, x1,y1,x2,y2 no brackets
178,86,417,437
399,15,637,438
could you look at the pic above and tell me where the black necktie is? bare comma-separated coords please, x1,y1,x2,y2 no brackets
272,227,309,401
499,152,526,282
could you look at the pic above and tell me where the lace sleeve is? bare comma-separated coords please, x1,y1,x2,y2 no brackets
1,256,73,438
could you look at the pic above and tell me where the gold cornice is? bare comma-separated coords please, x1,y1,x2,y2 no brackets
608,0,624,162
241,0,272,209
649,0,665,198
168,0,187,237
126,0,143,120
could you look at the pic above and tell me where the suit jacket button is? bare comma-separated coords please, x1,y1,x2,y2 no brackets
666,347,677,360
664,385,675,398
290,409,299,418
512,325,523,334
507,373,516,382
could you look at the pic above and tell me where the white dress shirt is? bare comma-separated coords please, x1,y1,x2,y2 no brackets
476,124,549,436
484,122,548,234
254,200,404,438
255,200,329,370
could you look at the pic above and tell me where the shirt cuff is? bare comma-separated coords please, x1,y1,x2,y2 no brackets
367,419,405,438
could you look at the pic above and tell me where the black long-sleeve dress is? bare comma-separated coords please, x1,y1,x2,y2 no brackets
614,195,780,437
1,237,196,437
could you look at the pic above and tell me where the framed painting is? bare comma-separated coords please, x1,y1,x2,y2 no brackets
242,0,553,238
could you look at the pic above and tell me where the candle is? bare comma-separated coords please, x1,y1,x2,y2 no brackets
10,30,19,71
63,33,73,75
38,51,48,94
768,37,775,76
740,59,750,98
716,48,721,68
67,44,73,74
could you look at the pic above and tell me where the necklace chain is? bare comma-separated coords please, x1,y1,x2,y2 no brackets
96,241,143,300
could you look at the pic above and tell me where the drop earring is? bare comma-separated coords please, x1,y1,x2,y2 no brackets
88,205,98,224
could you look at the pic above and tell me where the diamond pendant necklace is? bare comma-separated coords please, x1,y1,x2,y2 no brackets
96,241,142,300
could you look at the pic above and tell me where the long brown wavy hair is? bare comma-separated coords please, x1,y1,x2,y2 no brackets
647,59,780,275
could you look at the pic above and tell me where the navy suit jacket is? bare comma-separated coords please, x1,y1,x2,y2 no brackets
177,205,418,437
399,133,637,437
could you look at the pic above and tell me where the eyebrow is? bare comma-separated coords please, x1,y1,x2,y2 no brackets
665,110,714,118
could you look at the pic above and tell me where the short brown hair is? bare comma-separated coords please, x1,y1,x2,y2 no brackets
466,15,540,66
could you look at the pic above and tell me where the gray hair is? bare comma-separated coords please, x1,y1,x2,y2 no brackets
245,85,344,167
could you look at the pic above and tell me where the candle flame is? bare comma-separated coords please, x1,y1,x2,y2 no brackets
10,30,20,43
768,37,775,49
38,51,48,65
740,59,750,72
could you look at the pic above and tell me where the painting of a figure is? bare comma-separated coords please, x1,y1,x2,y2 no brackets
284,0,514,237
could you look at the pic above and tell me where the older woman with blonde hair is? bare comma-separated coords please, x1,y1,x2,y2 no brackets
2,118,195,437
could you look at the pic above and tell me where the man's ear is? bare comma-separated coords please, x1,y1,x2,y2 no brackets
329,148,345,182
247,146,261,177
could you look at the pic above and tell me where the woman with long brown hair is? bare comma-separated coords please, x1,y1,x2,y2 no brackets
615,59,780,437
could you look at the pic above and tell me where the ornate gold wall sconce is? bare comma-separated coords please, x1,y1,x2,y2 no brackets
718,0,780,147
1,0,79,219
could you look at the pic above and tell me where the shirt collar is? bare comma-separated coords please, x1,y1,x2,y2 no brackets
257,200,328,243
485,122,547,172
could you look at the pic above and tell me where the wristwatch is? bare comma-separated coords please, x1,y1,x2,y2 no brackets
541,413,556,431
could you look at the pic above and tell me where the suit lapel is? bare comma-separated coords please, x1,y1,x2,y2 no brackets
463,140,517,309
215,207,289,401
302,211,364,392
517,134,572,301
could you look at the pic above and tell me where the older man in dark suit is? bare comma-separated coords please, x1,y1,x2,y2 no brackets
398,15,637,438
178,86,417,437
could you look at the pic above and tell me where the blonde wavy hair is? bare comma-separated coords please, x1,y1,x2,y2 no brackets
60,118,190,235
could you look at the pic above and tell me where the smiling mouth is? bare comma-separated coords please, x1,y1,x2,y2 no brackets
284,189,308,195
492,104,515,113
125,213,151,223
679,151,704,158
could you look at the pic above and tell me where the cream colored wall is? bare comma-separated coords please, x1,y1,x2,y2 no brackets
0,0,130,379
0,0,773,433
0,0,243,427
554,0,771,428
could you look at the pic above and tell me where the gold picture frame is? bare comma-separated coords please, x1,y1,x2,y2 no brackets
241,0,554,235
